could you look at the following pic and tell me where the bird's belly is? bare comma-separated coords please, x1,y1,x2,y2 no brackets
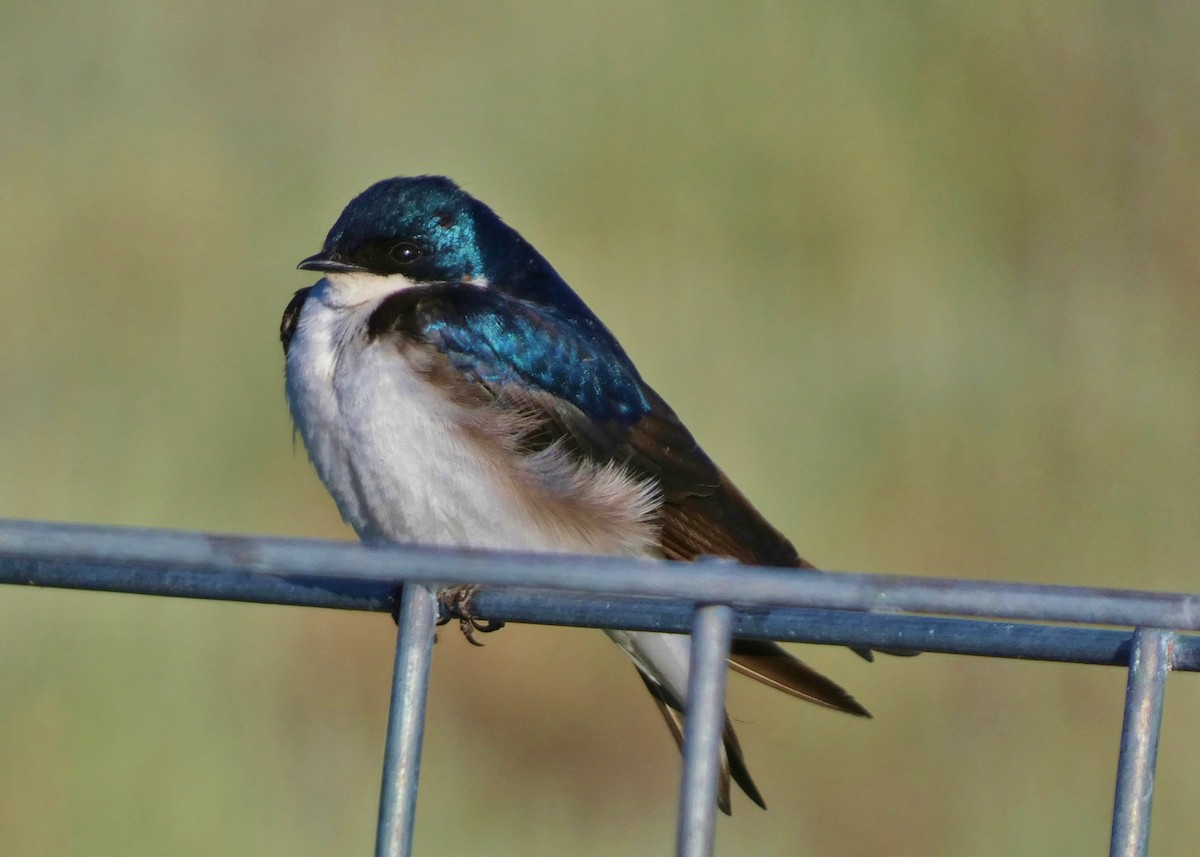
330,346,543,548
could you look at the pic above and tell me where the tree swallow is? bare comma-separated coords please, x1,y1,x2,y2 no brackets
282,175,870,813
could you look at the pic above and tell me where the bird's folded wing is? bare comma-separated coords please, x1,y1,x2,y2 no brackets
366,282,808,569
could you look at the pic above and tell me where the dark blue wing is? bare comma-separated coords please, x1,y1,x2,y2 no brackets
368,283,650,425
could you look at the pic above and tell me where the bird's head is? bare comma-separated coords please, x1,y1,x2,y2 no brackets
298,176,578,311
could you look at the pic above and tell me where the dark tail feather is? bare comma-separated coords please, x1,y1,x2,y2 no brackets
634,670,766,814
719,713,766,810
630,638,870,812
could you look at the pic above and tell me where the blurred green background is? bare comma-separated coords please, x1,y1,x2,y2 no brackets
2,2,1198,855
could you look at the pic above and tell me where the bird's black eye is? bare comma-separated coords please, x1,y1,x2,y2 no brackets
388,242,422,265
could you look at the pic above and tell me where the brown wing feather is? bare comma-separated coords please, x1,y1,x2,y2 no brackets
728,639,870,716
541,394,877,715
606,392,810,568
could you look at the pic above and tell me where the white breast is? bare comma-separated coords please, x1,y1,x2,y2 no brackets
284,274,659,555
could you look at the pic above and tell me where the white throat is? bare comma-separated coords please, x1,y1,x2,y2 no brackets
317,271,420,308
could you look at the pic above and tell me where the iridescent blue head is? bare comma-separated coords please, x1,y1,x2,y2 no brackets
298,175,586,312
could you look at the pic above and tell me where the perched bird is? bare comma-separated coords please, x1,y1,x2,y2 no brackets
282,175,870,813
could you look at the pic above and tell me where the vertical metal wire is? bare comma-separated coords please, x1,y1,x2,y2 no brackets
676,604,735,857
375,584,438,857
1109,628,1173,857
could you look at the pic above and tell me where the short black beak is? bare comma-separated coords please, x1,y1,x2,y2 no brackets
297,252,367,274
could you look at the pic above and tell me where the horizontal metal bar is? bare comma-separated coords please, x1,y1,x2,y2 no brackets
1110,629,1173,857
3,519,1200,671
0,555,395,610
467,590,1200,671
3,517,1200,633
676,605,734,857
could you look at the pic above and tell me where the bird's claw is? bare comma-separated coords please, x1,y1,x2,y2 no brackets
436,585,505,646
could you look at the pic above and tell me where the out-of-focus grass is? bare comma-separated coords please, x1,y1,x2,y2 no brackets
1,3,1198,855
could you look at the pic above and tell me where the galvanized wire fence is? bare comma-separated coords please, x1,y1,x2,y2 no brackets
1,518,1196,857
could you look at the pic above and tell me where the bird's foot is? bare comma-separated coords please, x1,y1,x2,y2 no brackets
436,584,505,647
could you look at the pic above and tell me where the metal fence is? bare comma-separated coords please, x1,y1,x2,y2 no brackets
1,517,1196,857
